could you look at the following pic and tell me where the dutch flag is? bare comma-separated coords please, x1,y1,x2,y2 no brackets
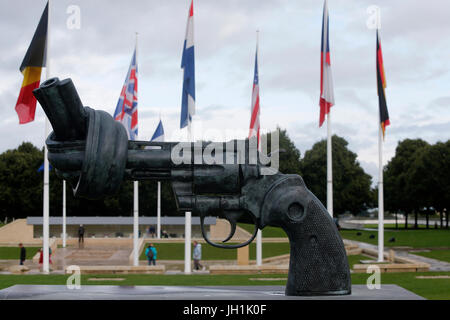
180,0,195,129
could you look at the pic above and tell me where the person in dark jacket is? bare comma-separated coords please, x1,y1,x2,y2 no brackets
19,243,26,265
78,224,85,247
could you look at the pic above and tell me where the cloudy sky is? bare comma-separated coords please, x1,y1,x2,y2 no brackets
1,0,449,183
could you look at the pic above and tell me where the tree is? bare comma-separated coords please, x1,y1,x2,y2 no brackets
384,139,429,228
300,135,373,215
405,140,450,228
261,128,302,175
0,143,43,220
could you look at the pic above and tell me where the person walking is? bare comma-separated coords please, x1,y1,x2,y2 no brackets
150,244,157,265
145,244,153,265
145,244,157,266
19,243,26,265
78,224,85,247
149,225,156,238
193,241,205,271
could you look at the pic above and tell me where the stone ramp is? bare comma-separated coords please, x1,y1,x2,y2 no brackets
0,219,34,243
209,219,252,241
52,244,132,268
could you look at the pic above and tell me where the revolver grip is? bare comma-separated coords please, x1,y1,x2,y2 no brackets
261,175,351,296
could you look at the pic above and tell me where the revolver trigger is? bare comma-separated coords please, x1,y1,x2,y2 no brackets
222,220,236,244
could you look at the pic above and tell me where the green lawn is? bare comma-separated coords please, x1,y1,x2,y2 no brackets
347,254,374,269
340,229,450,248
140,242,291,260
350,272,450,300
365,224,446,229
0,247,40,260
0,272,448,299
238,223,287,238
411,250,450,263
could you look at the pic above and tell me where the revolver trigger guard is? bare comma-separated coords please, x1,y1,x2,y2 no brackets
200,214,259,249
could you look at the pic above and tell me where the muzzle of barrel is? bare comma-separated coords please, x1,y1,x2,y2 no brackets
34,77,129,199
33,77,88,141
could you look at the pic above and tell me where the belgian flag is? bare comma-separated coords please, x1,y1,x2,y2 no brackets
15,2,48,124
376,29,390,138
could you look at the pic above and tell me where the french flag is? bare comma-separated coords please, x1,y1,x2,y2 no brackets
180,0,195,129
319,0,335,127
151,120,165,142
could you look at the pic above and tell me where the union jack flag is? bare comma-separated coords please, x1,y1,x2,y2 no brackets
114,49,138,140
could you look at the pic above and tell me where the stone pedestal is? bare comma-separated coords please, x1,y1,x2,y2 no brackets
237,246,249,265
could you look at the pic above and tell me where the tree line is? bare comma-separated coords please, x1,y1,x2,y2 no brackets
384,139,449,228
0,130,448,228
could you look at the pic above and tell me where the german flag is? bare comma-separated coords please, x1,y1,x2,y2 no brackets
15,2,48,124
376,29,390,138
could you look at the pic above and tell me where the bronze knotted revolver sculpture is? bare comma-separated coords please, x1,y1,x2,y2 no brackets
34,77,351,296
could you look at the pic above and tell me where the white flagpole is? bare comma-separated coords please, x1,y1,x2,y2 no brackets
42,0,52,274
184,211,192,273
378,120,384,262
254,30,263,266
62,180,66,248
157,111,162,239
185,127,192,274
376,13,384,263
133,32,139,267
157,181,161,239
327,113,333,217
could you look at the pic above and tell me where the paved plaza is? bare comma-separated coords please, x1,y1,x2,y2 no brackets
0,284,425,300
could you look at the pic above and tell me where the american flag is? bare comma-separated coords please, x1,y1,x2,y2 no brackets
319,0,335,127
248,43,260,147
114,49,138,140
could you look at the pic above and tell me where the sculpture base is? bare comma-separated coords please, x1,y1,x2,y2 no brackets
0,284,424,300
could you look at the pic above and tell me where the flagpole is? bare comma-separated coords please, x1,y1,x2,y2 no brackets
42,0,51,274
62,180,66,248
377,19,384,262
327,112,333,217
157,181,161,239
255,30,263,267
185,127,192,274
133,32,139,267
182,0,194,274
378,118,384,262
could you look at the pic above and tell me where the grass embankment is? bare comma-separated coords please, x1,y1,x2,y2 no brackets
0,272,449,299
140,242,290,260
241,222,450,247
365,223,447,229
411,250,450,263
340,229,450,248
0,247,40,260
